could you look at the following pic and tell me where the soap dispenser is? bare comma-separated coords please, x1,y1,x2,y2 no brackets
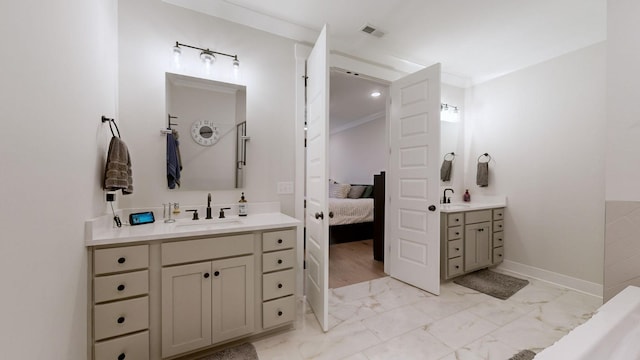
463,189,471,202
238,192,248,217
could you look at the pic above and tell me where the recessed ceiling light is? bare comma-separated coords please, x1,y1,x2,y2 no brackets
371,91,381,98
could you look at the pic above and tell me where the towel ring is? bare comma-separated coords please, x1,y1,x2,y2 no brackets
101,116,121,138
443,152,455,161
477,153,491,163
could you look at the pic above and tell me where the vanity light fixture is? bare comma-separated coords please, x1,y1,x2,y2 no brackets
441,102,460,122
172,41,240,70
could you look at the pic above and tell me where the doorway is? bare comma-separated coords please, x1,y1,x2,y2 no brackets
327,68,389,289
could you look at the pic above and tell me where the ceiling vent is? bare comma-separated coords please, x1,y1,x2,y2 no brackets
360,24,385,38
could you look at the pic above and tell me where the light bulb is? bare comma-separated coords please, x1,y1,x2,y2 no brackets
233,57,240,69
200,51,216,65
172,45,182,68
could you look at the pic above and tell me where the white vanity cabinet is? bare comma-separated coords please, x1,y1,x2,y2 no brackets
441,207,505,280
91,244,150,360
88,222,298,360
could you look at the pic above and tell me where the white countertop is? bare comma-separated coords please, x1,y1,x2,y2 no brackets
440,196,507,213
86,212,301,247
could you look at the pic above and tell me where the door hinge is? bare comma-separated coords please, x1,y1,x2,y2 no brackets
303,260,307,269
303,75,308,87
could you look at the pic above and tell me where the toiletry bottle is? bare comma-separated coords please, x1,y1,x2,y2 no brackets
463,190,471,202
238,192,248,217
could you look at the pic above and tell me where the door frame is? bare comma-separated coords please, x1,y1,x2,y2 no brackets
294,52,411,287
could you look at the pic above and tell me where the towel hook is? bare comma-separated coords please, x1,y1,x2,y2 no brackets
101,116,121,138
443,152,455,161
477,153,491,163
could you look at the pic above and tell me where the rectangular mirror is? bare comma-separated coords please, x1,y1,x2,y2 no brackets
166,73,247,190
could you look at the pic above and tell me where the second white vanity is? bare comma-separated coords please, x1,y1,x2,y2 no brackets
440,203,505,280
85,211,300,360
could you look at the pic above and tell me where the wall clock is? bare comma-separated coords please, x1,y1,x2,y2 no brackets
190,119,220,146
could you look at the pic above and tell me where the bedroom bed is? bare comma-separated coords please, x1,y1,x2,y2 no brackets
328,172,385,261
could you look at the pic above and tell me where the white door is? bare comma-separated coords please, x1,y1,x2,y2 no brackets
388,64,441,295
305,25,330,331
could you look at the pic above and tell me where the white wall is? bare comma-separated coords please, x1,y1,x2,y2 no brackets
440,84,466,198
603,0,640,300
606,0,640,201
465,43,606,286
329,115,386,184
0,1,117,358
118,0,297,215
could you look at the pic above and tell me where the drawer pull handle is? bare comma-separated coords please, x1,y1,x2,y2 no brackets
277,310,283,317
117,316,125,324
277,259,283,265
118,353,126,360
277,283,283,289
204,273,210,278
117,257,126,264
117,284,125,292
214,271,220,277
277,239,283,244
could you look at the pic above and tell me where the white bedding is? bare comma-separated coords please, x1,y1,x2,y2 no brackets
328,198,374,226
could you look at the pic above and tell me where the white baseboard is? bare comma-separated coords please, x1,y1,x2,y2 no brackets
497,260,603,300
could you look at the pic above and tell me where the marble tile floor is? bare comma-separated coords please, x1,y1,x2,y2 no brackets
253,272,602,360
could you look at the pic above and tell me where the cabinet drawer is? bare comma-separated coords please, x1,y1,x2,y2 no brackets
94,296,149,341
263,229,295,252
263,295,296,329
493,208,505,220
493,231,504,247
447,213,463,226
448,240,463,259
493,247,504,264
447,226,462,240
262,249,295,273
465,210,492,224
161,234,253,266
94,270,148,304
94,330,149,360
448,257,464,277
94,245,149,275
262,269,295,301
493,220,504,232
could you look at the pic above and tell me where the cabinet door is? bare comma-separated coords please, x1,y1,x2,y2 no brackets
162,262,212,358
464,222,492,272
211,255,254,344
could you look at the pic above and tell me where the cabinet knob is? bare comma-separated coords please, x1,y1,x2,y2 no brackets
455,248,460,251
498,254,503,257
277,311,283,317
428,205,436,212
455,219,459,222
214,271,220,277
277,239,283,244
315,212,324,220
455,232,459,235
117,284,125,292
117,257,126,264
204,273,210,279
117,316,125,324
118,353,126,360
277,259,283,265
277,283,283,289
455,265,460,269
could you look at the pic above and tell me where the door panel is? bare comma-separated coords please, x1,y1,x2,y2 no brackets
305,25,330,332
388,64,441,295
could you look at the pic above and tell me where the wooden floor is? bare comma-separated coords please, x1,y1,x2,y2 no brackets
329,239,385,289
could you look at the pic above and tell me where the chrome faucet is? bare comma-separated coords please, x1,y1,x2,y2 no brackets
443,188,454,204
205,193,213,219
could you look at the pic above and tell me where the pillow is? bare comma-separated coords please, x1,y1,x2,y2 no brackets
329,183,351,198
347,185,366,199
362,185,374,198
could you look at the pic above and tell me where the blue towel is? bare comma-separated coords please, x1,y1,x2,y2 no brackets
167,132,181,189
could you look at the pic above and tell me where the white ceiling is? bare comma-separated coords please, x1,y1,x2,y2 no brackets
164,0,606,85
163,0,606,130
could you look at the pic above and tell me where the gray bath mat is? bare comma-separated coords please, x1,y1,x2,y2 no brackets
453,269,529,300
196,343,258,360
508,349,536,360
